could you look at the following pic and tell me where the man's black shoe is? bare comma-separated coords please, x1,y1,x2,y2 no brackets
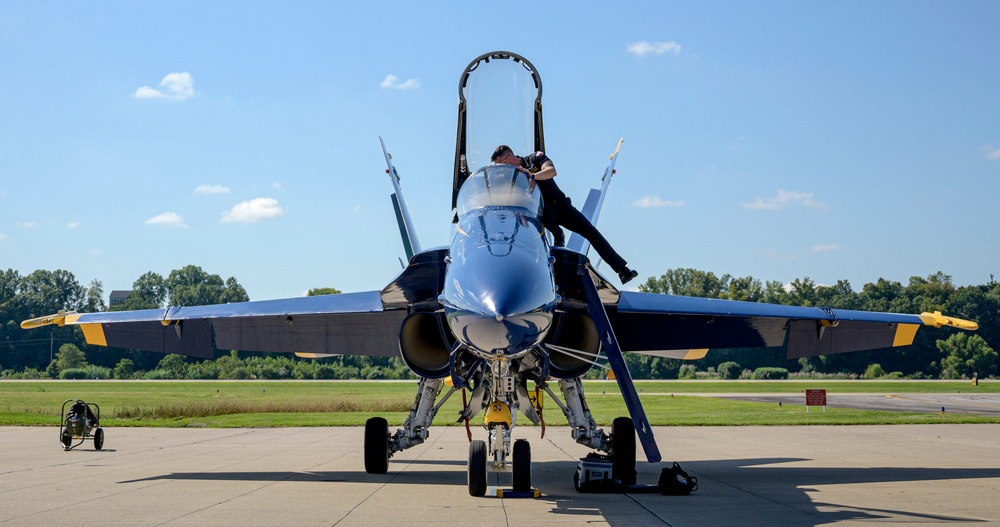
618,268,638,285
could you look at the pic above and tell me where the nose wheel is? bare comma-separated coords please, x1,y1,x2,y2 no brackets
512,439,531,491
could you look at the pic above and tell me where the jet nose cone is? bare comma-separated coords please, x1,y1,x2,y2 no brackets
447,310,554,356
442,246,556,355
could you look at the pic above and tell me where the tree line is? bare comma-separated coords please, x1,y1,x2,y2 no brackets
2,265,997,380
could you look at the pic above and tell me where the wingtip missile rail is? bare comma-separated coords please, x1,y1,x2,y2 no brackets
919,311,979,330
20,310,78,330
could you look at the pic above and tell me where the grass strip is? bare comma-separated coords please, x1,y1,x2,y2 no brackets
1,380,995,428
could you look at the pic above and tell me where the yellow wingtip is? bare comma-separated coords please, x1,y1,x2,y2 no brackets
20,310,77,329
919,311,979,330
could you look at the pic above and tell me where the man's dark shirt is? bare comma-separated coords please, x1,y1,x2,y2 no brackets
517,152,567,204
514,151,628,272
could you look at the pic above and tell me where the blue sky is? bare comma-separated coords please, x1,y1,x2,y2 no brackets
2,1,998,302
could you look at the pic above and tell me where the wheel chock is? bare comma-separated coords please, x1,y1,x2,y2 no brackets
486,486,541,498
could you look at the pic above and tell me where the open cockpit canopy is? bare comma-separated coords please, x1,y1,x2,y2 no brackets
453,51,544,212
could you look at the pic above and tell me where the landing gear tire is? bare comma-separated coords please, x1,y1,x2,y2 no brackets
512,439,531,492
611,416,636,485
364,417,389,474
60,431,71,450
93,428,104,450
468,439,487,496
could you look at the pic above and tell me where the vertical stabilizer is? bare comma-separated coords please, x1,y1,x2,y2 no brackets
567,138,624,254
380,137,421,261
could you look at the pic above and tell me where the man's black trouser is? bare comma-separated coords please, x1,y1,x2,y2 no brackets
541,198,628,273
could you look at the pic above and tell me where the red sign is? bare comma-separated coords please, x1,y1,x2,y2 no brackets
806,389,827,406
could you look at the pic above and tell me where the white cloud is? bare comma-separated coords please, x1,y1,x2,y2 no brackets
627,41,682,57
272,182,283,191
18,221,38,228
133,72,196,101
980,144,1000,160
67,221,79,229
195,184,230,195
743,189,825,210
380,74,420,90
811,244,840,253
145,211,187,228
221,197,283,223
633,195,685,208
0,233,7,241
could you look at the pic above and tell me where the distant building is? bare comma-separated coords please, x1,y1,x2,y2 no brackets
109,290,132,308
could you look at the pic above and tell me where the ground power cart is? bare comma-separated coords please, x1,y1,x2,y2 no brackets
59,399,104,451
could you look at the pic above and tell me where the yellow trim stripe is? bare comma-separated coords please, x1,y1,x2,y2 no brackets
79,324,108,347
683,349,709,360
294,353,341,359
892,324,920,347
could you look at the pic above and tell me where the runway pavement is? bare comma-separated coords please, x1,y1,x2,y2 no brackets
2,424,999,526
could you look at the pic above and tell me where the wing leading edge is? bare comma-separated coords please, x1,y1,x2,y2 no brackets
611,291,978,360
22,291,406,359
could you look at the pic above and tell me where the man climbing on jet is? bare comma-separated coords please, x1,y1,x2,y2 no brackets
492,145,638,285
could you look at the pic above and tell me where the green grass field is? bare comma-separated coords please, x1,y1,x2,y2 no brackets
1,379,996,428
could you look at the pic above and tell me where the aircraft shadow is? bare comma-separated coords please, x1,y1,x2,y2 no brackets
118,457,1000,526
540,457,997,526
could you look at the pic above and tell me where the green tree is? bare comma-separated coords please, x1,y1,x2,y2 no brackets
113,271,167,311
717,361,741,380
937,333,997,379
83,279,106,313
726,276,764,302
307,287,342,296
157,354,189,379
220,277,250,304
56,343,87,371
19,269,85,317
114,358,135,379
864,363,885,379
640,268,731,298
167,265,225,307
785,278,818,307
165,265,248,306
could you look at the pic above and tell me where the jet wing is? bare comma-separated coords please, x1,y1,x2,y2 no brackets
609,291,978,360
22,291,407,359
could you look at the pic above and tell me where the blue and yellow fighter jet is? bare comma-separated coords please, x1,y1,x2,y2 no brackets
23,51,977,496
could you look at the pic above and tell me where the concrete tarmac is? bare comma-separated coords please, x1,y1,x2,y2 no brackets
2,424,999,526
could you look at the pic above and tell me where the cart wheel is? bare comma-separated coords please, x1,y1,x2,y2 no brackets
611,416,636,485
61,431,72,450
94,428,104,450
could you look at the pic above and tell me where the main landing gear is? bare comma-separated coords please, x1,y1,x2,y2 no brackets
362,372,641,498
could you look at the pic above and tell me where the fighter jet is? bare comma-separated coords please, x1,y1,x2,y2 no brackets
23,51,977,496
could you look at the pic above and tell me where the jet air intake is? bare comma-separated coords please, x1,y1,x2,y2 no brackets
544,312,601,378
398,312,453,378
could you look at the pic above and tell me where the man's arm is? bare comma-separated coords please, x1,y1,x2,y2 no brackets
529,160,557,180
